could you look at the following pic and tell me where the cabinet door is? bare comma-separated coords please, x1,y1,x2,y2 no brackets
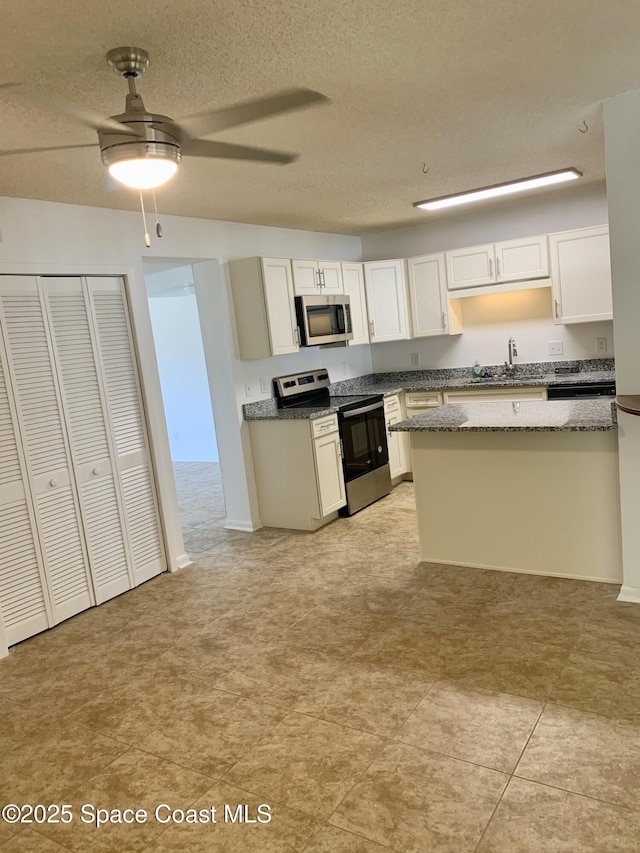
87,277,165,586
407,254,449,337
0,334,51,645
313,432,346,516
318,261,344,293
342,263,370,346
42,277,134,604
549,226,613,324
385,414,407,478
446,244,496,290
291,259,320,294
261,258,300,354
0,276,94,625
495,235,549,282
363,260,409,342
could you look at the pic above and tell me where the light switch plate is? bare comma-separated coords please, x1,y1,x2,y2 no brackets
259,377,269,394
245,380,258,398
548,340,563,356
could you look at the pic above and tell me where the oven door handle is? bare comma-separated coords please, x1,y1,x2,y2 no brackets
341,401,385,418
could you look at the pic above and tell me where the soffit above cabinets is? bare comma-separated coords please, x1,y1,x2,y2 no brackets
2,0,639,232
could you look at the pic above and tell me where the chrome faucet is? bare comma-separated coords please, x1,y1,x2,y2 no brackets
505,337,518,373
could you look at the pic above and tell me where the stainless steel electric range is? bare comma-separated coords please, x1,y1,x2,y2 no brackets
274,369,392,515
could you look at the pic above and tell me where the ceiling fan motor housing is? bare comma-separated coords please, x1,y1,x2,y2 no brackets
98,92,182,170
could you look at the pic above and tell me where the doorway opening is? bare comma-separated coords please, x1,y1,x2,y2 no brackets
144,260,227,555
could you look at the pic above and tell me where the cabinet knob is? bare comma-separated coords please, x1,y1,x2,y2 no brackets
49,478,58,488
92,466,101,476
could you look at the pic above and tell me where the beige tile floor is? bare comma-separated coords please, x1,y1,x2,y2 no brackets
2,462,640,851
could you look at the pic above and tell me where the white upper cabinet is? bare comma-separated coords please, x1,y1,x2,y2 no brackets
341,263,370,346
230,257,299,359
446,235,549,293
406,253,462,337
292,259,344,294
363,259,409,343
549,225,613,324
446,244,496,290
495,235,549,282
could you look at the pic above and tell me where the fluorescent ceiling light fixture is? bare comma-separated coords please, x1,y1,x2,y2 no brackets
108,158,179,190
414,168,583,211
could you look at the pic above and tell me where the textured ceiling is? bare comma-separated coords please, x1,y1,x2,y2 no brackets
1,0,639,234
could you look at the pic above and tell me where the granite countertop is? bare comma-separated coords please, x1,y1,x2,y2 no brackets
243,359,615,421
390,398,618,433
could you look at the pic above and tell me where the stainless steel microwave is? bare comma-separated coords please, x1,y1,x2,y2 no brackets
294,295,353,346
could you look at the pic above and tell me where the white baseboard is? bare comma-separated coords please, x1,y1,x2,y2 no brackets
224,518,263,532
617,585,640,603
423,556,622,585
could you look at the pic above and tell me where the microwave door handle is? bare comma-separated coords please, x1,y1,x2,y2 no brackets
341,401,385,418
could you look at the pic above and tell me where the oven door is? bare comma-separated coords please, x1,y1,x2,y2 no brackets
339,402,389,482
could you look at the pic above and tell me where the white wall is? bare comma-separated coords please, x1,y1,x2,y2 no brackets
0,194,363,548
362,184,614,370
147,267,218,463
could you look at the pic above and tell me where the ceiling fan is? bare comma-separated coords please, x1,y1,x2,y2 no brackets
0,47,330,190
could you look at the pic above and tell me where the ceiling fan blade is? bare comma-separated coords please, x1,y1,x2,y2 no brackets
0,143,99,157
183,138,297,164
177,88,329,139
13,84,133,134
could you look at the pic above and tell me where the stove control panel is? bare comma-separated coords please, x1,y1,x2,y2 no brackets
274,368,331,401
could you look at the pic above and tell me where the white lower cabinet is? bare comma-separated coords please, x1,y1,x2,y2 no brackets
549,226,612,324
384,395,409,480
249,414,346,530
0,275,164,649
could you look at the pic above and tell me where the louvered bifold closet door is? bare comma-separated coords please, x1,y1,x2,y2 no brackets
0,330,52,644
42,277,134,604
86,277,165,585
0,276,93,625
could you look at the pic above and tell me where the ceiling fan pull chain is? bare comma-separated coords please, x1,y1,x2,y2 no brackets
139,191,151,248
152,190,163,238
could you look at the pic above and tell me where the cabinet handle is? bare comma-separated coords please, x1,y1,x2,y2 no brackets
441,311,446,329
319,270,326,288
294,326,300,345
554,299,559,319
496,257,501,277
489,258,493,277
369,320,375,338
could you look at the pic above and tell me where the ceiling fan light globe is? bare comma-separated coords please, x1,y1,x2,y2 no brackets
108,157,178,190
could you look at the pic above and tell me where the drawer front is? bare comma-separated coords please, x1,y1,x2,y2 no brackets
383,394,401,415
443,387,547,403
405,391,443,409
311,414,339,438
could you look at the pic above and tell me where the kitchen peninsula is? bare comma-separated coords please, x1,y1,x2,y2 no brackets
391,398,622,583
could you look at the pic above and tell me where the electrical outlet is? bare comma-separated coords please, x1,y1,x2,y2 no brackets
411,352,420,367
259,377,268,394
596,337,608,354
548,340,563,356
244,380,258,398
